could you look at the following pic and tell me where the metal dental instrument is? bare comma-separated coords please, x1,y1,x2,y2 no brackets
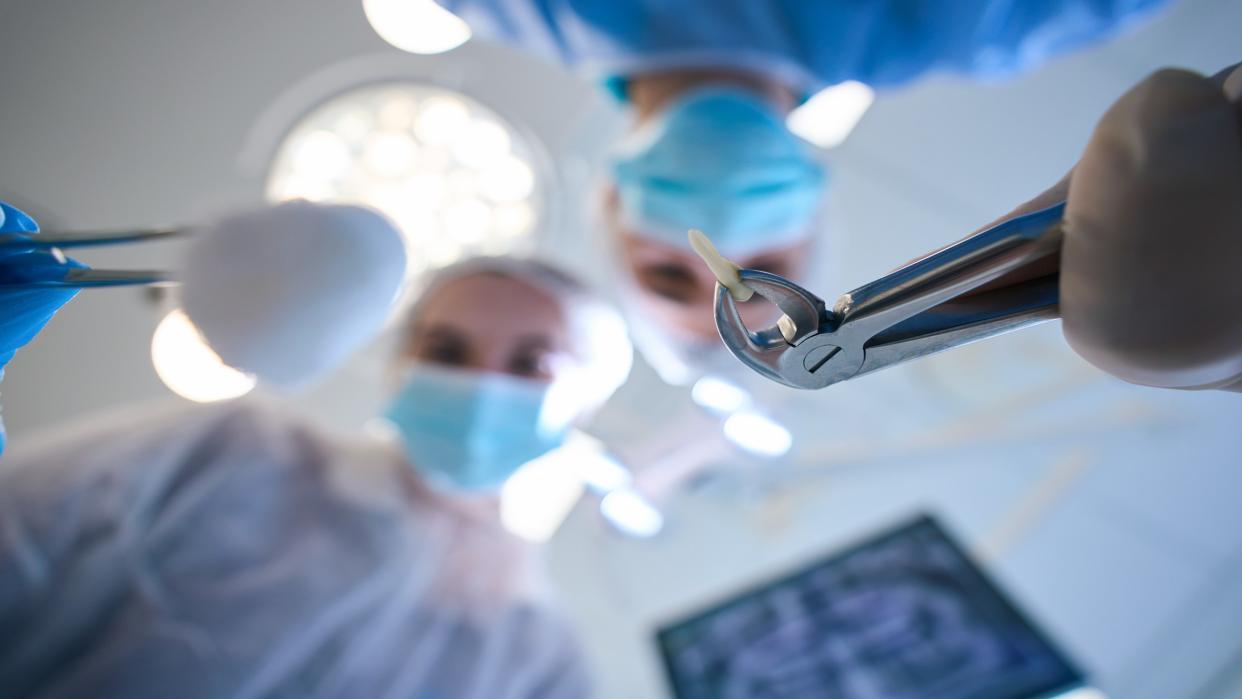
714,201,1066,390
0,227,184,288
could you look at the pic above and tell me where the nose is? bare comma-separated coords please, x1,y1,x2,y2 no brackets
474,351,517,377
682,298,722,339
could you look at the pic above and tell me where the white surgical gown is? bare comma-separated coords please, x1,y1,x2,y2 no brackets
438,0,1168,96
0,402,589,699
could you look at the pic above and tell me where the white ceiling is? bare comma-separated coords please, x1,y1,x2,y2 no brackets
2,0,1241,697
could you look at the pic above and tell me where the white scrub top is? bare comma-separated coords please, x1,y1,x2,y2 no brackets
0,402,589,699
438,0,1168,96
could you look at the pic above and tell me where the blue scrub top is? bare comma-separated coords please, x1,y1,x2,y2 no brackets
436,0,1168,96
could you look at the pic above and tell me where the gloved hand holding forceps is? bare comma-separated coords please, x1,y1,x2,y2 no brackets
709,63,1242,393
0,203,85,454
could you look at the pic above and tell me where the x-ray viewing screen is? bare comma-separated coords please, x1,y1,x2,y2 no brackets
657,515,1083,699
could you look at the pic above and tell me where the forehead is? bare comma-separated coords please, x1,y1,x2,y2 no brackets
414,272,570,344
621,231,705,265
618,229,806,268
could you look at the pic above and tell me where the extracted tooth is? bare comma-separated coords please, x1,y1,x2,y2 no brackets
688,229,754,302
777,315,798,343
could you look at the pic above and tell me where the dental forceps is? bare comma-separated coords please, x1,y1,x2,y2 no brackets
714,202,1066,390
0,228,183,288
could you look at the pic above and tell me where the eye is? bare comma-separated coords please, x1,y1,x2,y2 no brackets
410,331,469,367
638,262,701,304
746,256,790,278
507,349,555,380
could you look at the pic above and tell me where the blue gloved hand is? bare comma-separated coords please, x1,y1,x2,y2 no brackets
0,201,83,454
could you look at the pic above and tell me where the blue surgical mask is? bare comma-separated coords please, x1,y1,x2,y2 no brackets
382,364,572,492
611,87,827,257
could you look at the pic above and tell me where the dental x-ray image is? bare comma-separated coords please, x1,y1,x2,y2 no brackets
657,515,1084,699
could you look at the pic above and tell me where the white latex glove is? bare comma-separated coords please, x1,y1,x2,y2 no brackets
981,65,1242,392
1061,64,1242,391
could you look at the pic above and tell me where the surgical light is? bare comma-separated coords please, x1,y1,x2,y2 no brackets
414,97,470,145
493,202,534,238
600,488,664,538
267,83,543,280
723,409,793,458
362,0,472,55
580,453,632,493
526,432,648,538
361,131,419,177
479,157,535,203
1049,690,1109,699
151,310,256,403
501,432,636,542
555,432,632,492
690,376,751,415
290,130,351,178
441,199,491,244
787,80,874,149
501,443,587,543
452,119,512,167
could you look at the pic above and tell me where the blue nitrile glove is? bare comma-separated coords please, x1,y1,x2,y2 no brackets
0,201,84,455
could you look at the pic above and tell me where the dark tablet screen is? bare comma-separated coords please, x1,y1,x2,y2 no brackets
657,515,1083,699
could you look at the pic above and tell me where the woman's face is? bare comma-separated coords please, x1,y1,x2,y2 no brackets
400,273,575,382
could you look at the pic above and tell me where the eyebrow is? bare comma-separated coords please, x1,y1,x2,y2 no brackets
413,325,466,345
511,335,566,355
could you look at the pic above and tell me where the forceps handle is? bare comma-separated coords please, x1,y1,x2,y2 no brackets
0,228,185,252
1,228,183,288
0,268,173,288
834,202,1066,337
855,273,1060,378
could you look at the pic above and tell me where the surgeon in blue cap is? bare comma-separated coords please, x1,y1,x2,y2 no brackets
437,0,1175,385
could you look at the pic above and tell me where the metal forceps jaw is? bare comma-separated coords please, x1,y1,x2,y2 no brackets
714,201,1068,390
0,228,183,288
713,269,850,390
